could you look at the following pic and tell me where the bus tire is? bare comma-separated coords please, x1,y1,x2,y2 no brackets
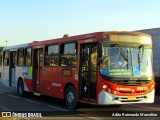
64,86,77,110
17,80,25,97
111,104,121,107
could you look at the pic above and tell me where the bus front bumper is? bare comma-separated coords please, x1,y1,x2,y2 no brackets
98,90,155,105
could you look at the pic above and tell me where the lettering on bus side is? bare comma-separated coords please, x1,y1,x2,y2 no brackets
116,87,131,91
52,83,61,87
61,69,72,77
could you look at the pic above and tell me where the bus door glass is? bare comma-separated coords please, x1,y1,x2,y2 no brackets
80,43,98,101
33,48,43,92
9,51,16,87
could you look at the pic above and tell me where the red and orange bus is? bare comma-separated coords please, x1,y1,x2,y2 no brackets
1,31,155,109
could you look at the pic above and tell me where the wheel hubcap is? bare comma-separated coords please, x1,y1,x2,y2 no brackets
67,92,74,104
19,84,23,94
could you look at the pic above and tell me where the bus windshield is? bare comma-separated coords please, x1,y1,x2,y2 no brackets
100,45,152,78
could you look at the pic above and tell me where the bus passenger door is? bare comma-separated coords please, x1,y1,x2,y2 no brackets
33,48,43,92
9,51,16,87
80,43,98,101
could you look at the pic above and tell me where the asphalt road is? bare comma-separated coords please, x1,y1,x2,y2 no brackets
0,81,160,120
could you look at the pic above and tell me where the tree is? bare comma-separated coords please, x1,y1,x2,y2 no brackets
63,34,69,38
0,47,4,65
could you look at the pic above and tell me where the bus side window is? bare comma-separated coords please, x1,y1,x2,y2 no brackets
60,43,77,67
91,46,97,65
3,51,9,66
45,44,59,67
44,53,50,66
25,48,32,66
12,52,16,67
17,48,24,66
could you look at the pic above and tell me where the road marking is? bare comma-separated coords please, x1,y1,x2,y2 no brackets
0,105,12,111
0,92,21,99
47,105,68,111
25,99,40,104
129,104,160,110
7,94,21,99
79,114,101,120
47,105,101,120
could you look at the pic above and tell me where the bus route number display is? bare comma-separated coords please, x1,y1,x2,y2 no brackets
61,69,72,76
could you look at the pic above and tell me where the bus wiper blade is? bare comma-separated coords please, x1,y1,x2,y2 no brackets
114,44,128,61
138,45,144,63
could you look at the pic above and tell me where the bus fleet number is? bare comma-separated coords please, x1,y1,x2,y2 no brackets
137,87,147,91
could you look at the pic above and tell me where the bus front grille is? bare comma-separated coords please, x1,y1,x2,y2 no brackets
111,80,151,86
115,96,147,102
118,91,145,94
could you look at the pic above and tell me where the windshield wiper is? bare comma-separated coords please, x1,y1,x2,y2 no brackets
114,44,128,61
138,45,144,63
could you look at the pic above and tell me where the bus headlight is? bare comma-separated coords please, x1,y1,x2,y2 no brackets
151,84,154,89
113,91,117,95
150,85,154,91
102,85,107,89
147,89,150,93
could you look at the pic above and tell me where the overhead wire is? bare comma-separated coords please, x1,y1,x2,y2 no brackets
107,0,160,30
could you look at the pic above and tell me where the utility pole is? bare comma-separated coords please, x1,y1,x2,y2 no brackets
5,40,8,46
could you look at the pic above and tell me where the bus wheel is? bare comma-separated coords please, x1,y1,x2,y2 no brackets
111,105,121,108
17,80,25,97
65,86,77,110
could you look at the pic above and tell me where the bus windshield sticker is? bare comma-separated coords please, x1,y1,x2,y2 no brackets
133,66,140,75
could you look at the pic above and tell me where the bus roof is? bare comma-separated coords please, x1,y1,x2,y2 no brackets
3,43,29,51
3,31,152,50
29,32,103,46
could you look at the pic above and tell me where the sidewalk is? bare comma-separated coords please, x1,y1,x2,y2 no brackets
0,78,10,87
0,78,17,94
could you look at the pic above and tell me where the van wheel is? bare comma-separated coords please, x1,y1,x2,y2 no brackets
65,86,77,110
17,80,25,97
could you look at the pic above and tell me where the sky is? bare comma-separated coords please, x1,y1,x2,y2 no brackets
0,0,160,46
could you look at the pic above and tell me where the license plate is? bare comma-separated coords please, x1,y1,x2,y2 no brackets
128,97,137,100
